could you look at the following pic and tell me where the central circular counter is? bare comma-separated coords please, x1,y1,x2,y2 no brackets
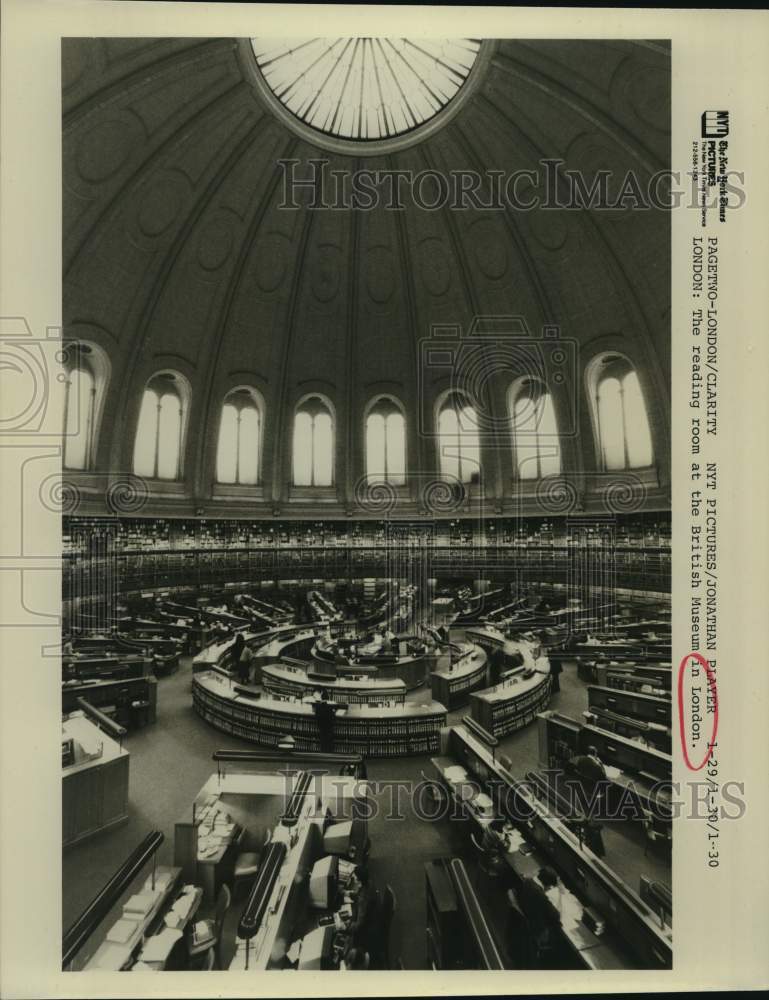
192,668,447,757
190,618,553,754
310,632,429,691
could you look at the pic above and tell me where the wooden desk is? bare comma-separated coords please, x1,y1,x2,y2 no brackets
62,715,129,848
84,866,181,971
174,794,241,906
431,644,489,710
445,726,672,968
431,754,631,970
136,886,203,970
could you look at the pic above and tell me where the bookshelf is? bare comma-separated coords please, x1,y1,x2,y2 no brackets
430,645,489,710
469,671,552,738
192,671,446,757
63,513,672,606
588,684,671,726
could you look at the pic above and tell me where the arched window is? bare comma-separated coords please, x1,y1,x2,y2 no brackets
437,392,481,484
509,380,560,480
365,398,406,484
132,373,187,480
293,396,334,486
216,389,262,485
62,342,109,471
591,357,654,470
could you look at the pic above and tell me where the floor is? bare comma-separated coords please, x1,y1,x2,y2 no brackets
62,649,672,970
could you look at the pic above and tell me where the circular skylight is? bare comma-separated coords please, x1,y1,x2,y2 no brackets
250,37,481,141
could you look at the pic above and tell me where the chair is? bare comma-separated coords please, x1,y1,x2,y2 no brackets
470,831,502,880
231,827,260,897
505,888,532,967
188,883,231,967
375,885,396,970
641,809,670,857
189,944,216,971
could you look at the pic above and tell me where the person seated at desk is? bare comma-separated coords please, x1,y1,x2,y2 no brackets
572,745,607,784
515,867,562,966
346,869,385,965
340,946,370,970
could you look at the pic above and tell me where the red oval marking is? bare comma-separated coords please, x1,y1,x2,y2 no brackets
677,652,719,770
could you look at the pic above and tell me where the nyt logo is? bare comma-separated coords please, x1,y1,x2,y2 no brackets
701,111,729,139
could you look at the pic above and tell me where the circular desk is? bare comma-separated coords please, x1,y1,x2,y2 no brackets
464,626,553,737
192,668,447,757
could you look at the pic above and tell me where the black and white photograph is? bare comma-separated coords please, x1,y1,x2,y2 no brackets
59,33,673,973
1,4,768,997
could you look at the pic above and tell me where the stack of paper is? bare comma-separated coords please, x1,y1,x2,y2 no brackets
90,942,129,970
142,871,173,895
123,893,155,918
106,917,139,945
138,927,183,963
171,889,197,922
474,792,494,815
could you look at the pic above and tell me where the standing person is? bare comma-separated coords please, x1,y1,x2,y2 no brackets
239,638,255,684
312,690,347,753
549,656,563,693
582,816,606,857
231,632,246,683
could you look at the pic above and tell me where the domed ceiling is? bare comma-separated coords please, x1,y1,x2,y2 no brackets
62,37,670,516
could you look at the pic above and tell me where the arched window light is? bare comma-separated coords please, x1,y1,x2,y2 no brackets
133,373,186,480
437,392,481,484
62,342,108,471
216,390,261,485
509,380,561,480
366,398,406,484
293,396,334,486
594,360,654,470
63,353,95,470
251,38,481,141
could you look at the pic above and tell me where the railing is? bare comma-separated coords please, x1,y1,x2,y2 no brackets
62,831,163,968
447,858,505,970
212,748,366,779
75,697,127,746
461,715,498,755
279,771,313,827
237,841,288,950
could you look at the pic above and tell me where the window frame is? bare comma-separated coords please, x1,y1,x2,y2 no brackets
132,371,190,481
62,341,110,472
292,394,335,488
507,378,561,481
364,395,407,486
435,390,482,485
216,387,263,486
587,353,655,473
